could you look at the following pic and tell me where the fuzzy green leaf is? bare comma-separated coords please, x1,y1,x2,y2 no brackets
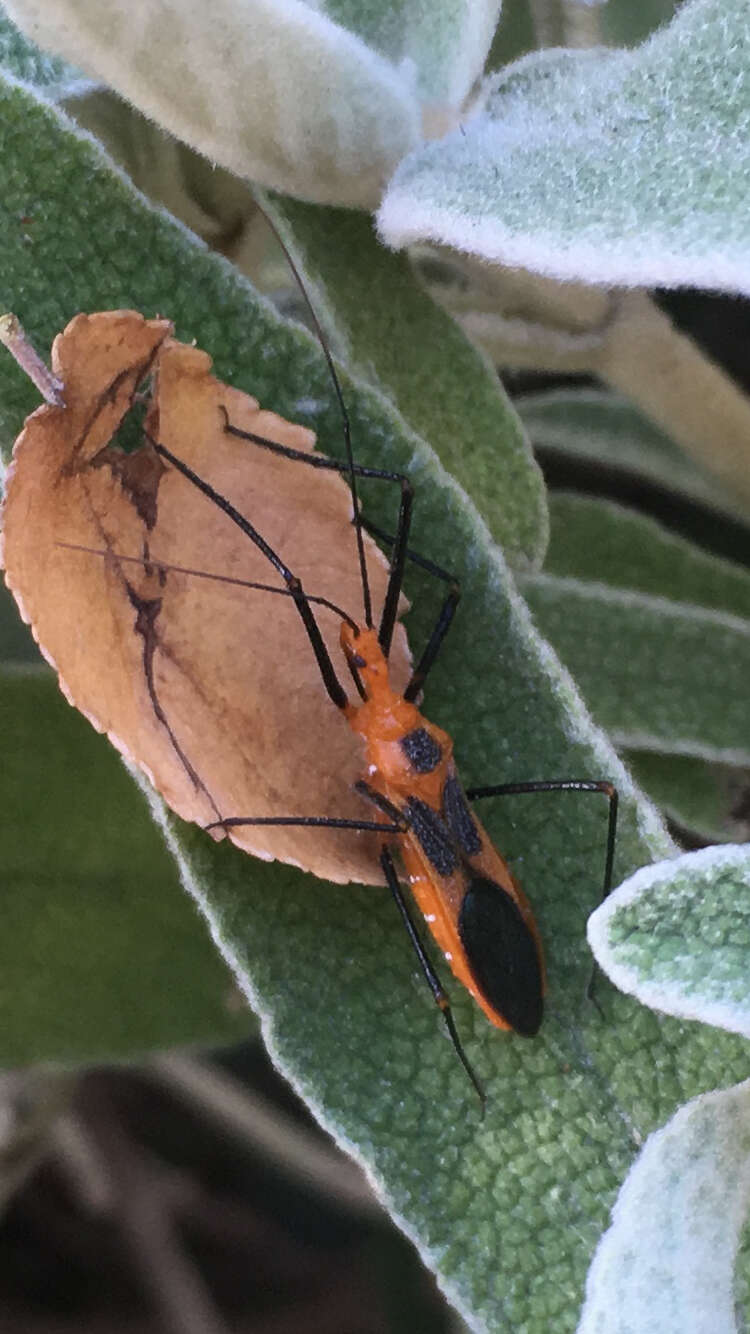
625,749,750,845
588,845,750,1039
4,75,750,1333
0,577,38,663
518,388,745,525
580,1079,750,1334
3,0,423,208
521,575,750,766
602,0,679,48
0,668,248,1065
318,0,500,104
378,0,750,295
0,2,82,90
263,193,548,570
545,493,750,621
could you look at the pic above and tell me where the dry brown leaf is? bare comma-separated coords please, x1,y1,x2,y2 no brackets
1,310,411,884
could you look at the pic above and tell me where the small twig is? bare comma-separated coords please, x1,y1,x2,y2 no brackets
0,314,65,406
79,1078,231,1334
150,1053,381,1218
48,1112,115,1215
561,0,604,48
528,0,564,47
0,1068,76,1215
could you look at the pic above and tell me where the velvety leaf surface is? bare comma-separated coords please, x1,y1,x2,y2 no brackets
0,667,248,1065
521,574,750,766
0,2,81,89
318,0,500,104
580,1079,750,1334
4,75,750,1334
264,194,547,571
545,494,750,621
518,388,746,526
588,845,750,1040
378,0,750,294
3,0,422,208
626,749,750,845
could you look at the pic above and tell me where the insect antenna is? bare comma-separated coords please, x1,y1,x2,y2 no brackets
55,541,360,629
255,199,373,632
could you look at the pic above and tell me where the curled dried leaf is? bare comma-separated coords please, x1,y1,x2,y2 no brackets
2,311,411,883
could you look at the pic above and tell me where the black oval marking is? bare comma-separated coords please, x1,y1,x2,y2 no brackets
401,727,442,774
442,776,481,856
458,877,543,1036
405,797,458,877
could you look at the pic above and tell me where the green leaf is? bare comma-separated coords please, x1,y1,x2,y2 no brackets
263,194,548,570
317,0,500,104
518,388,745,525
378,0,750,294
0,668,248,1065
520,575,750,765
588,845,750,1039
3,0,422,207
625,749,750,845
602,0,678,48
545,493,750,621
0,577,39,663
4,76,750,1333
0,3,82,90
580,1078,750,1334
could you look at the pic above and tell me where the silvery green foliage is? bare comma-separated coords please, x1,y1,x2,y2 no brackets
580,1078,750,1334
518,389,749,525
589,846,750,1039
379,0,750,294
3,2,750,1330
1,0,500,206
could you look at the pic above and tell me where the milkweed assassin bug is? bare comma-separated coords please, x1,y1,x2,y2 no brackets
137,213,619,1108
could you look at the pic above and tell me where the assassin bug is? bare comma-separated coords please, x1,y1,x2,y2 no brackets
129,221,619,1105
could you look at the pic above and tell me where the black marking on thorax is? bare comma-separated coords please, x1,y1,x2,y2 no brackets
400,726,442,774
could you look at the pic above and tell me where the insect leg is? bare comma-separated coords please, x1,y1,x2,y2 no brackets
466,779,619,1007
205,815,404,834
151,439,349,710
357,517,461,703
379,847,485,1110
222,412,413,655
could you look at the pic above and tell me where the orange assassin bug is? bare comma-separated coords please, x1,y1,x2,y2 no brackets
129,219,620,1106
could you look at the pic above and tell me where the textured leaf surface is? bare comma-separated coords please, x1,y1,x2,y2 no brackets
521,575,750,766
0,2,81,89
518,388,747,525
4,75,750,1334
580,1079,750,1334
3,0,420,207
545,493,750,620
626,749,750,845
589,845,750,1039
264,194,547,570
0,667,247,1065
318,0,500,104
378,0,750,294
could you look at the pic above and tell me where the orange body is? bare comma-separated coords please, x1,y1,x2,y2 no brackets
341,624,545,1030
